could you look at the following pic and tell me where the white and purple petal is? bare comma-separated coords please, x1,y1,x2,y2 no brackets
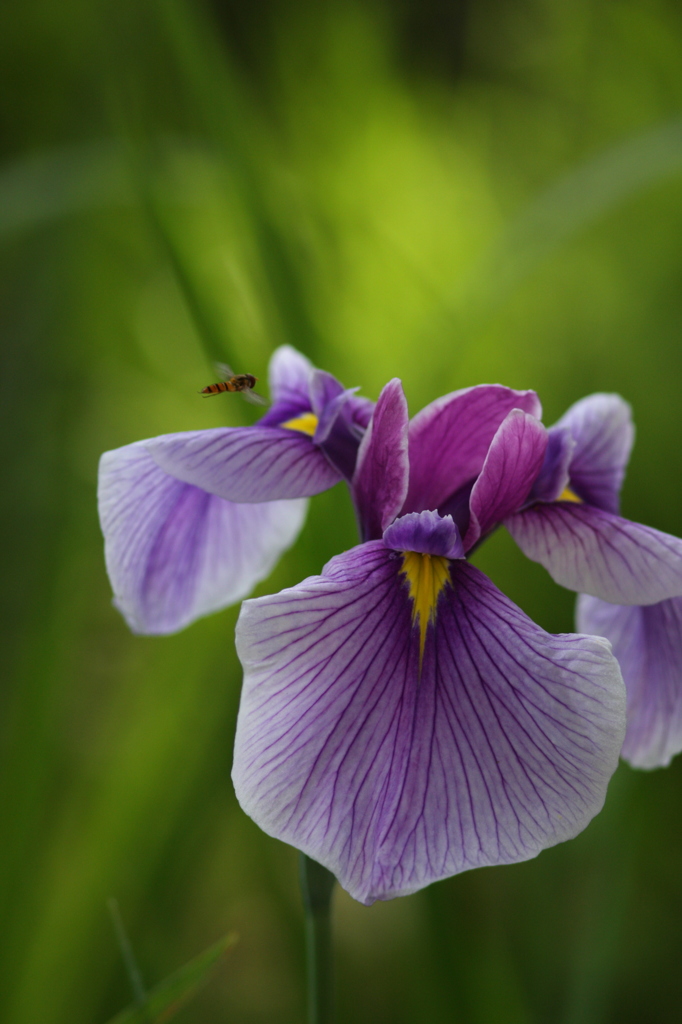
99,443,307,634
556,393,634,513
402,385,542,515
464,409,548,550
353,379,409,541
259,344,315,427
507,503,682,605
577,594,682,769
233,544,624,904
142,425,340,503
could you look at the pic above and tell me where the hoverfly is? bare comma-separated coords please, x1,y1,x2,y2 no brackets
199,363,267,406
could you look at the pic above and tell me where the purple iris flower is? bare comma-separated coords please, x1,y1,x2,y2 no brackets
232,379,625,904
503,394,682,770
98,346,373,635
506,394,682,605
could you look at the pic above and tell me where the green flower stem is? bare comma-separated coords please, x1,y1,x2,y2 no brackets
299,854,336,1024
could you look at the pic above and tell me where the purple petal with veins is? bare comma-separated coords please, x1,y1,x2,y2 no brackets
233,543,624,904
403,385,542,515
99,443,307,634
506,503,682,605
555,393,634,513
353,379,409,541
143,425,340,503
464,409,548,550
577,594,682,769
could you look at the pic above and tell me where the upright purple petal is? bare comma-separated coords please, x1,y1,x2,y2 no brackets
353,379,409,541
99,443,307,634
260,345,315,426
233,544,624,904
402,385,542,514
464,410,548,550
346,393,374,431
528,427,575,504
507,503,682,605
556,394,634,513
311,377,367,481
143,425,340,503
313,388,359,446
261,347,373,431
577,594,682,768
309,370,345,418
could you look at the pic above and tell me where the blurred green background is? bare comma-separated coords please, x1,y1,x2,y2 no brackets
3,0,682,1021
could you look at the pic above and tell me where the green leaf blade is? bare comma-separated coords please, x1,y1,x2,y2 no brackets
106,932,238,1024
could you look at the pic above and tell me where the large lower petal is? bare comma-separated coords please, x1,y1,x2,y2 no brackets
507,503,682,605
577,594,682,768
464,409,547,550
353,379,409,541
99,443,307,634
143,425,339,502
403,385,542,514
556,393,634,513
233,544,624,904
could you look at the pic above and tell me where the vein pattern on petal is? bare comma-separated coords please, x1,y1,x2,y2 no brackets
233,544,625,904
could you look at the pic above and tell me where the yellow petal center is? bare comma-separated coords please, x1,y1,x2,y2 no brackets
280,412,318,436
400,551,451,665
558,486,582,503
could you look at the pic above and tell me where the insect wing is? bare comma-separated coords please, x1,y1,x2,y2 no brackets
241,387,268,407
214,361,235,382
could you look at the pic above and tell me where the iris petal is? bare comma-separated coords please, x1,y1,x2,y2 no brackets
353,379,409,541
403,385,542,514
98,443,307,634
464,409,548,550
142,425,340,503
507,502,682,605
577,594,682,768
233,544,624,904
555,393,634,513
259,344,315,427
528,427,576,504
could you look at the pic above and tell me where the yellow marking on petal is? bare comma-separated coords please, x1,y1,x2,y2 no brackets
558,487,582,503
280,412,318,436
400,551,451,666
